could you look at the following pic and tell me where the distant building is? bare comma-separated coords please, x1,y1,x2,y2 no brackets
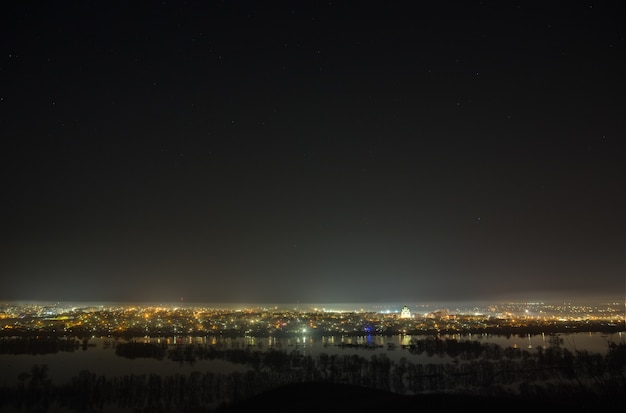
400,306,411,319
427,308,450,319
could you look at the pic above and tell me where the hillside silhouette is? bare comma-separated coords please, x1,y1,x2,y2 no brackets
214,381,619,413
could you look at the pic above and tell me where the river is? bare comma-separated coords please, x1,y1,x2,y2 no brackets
1,331,624,387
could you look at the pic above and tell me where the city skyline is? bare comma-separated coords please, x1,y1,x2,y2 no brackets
2,2,625,304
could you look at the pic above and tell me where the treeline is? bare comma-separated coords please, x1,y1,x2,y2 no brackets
0,337,86,355
115,342,167,360
1,338,625,412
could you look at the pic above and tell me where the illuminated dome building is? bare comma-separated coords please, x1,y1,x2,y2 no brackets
400,306,411,319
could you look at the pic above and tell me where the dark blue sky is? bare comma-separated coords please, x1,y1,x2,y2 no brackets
2,1,625,303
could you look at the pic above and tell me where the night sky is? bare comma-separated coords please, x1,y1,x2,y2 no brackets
2,1,625,304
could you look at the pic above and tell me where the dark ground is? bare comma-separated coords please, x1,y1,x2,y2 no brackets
214,381,624,413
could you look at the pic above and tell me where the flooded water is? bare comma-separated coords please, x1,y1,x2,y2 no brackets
0,331,623,386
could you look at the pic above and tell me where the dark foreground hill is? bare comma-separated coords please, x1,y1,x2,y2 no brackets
214,381,622,413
